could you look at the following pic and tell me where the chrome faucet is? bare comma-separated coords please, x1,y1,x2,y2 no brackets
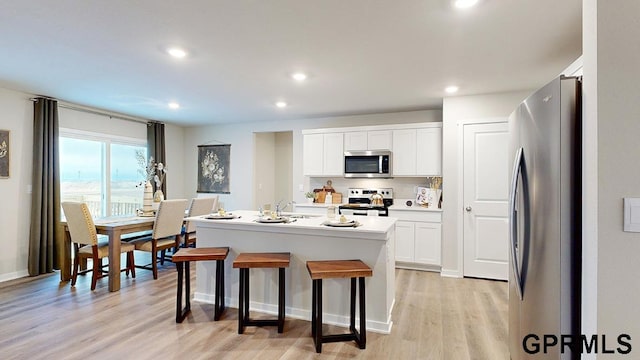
275,200,294,216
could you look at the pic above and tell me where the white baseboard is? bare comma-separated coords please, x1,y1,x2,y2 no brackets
440,269,462,278
395,262,441,272
0,270,29,283
194,292,392,334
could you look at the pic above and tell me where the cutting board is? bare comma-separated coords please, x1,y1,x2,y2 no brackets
332,192,342,204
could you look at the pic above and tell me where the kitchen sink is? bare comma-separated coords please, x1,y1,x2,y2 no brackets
283,213,321,219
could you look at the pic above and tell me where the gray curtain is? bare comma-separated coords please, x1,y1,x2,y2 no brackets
147,122,166,195
28,98,61,276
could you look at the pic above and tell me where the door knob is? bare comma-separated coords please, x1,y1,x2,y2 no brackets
465,206,472,212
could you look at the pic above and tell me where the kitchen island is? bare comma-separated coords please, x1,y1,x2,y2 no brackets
188,210,396,333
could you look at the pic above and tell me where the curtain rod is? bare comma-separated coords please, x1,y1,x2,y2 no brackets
29,97,153,125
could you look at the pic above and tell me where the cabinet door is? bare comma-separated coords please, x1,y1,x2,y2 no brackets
414,222,441,265
323,133,344,176
395,220,415,262
392,129,417,176
368,130,392,150
416,127,442,176
303,134,324,176
344,131,368,151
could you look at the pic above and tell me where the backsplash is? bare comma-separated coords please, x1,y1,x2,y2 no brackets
309,177,442,200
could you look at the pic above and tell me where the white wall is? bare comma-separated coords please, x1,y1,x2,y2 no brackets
274,132,293,206
253,132,276,210
0,88,33,281
587,0,640,348
183,110,442,211
441,90,532,277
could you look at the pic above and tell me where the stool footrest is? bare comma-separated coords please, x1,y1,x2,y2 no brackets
243,319,280,327
321,332,361,344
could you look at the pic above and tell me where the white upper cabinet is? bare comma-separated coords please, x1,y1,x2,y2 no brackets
393,126,442,176
303,134,324,176
344,132,368,151
304,123,441,178
392,129,417,176
303,133,344,176
367,130,392,150
416,128,442,176
344,130,392,151
323,132,344,176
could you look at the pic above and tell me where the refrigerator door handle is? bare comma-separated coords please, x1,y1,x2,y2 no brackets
509,147,524,300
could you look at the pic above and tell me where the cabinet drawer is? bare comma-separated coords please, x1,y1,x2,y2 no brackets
388,210,441,223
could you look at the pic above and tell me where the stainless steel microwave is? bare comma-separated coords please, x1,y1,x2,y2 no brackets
343,150,392,178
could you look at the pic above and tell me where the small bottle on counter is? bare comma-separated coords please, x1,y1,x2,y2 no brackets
327,205,336,219
325,192,332,204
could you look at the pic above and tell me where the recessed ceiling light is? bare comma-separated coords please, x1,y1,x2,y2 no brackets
167,47,187,58
453,0,478,9
445,86,459,94
291,73,307,81
168,102,180,109
275,101,288,108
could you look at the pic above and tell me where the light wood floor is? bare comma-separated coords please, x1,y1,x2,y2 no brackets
0,262,508,359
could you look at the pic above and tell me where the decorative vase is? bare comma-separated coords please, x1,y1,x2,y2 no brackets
428,189,442,209
307,197,314,204
142,181,154,215
152,189,164,210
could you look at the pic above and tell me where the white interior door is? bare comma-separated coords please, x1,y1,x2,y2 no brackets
463,122,509,280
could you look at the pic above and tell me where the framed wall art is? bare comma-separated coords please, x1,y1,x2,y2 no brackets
197,144,230,193
0,130,9,178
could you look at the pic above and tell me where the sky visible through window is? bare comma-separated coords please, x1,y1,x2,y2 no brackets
60,138,144,181
60,136,147,217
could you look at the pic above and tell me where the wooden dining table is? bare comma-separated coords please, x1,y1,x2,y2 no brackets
60,215,156,292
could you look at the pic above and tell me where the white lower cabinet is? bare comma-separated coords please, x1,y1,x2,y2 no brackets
394,221,415,263
389,209,442,271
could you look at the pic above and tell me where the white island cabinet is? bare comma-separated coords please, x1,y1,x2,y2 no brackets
188,211,396,334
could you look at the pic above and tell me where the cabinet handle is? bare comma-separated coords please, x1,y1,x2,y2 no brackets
465,206,472,212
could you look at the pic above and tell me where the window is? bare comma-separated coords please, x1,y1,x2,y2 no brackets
60,129,146,218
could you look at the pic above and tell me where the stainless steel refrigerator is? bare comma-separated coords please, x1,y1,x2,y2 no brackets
508,76,581,360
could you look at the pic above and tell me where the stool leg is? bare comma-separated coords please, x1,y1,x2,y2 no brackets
359,276,366,349
244,268,250,322
221,261,226,312
315,279,323,353
350,277,356,333
238,268,245,334
185,262,191,313
176,262,183,323
214,259,223,320
175,261,191,323
311,279,317,339
278,267,285,333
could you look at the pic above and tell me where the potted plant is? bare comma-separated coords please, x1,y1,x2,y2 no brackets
305,191,315,203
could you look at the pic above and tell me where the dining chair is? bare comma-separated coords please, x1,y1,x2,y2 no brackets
61,202,136,290
132,199,189,279
183,196,218,248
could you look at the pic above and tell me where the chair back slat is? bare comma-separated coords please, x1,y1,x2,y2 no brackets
153,199,189,239
62,202,98,246
185,196,217,233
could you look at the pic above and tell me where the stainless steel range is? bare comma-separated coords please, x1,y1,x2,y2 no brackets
338,188,393,216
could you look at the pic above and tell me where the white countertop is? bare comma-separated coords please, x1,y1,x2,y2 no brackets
388,203,443,212
294,202,345,208
188,210,396,241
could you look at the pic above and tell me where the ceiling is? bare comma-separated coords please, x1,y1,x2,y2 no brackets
0,1,582,127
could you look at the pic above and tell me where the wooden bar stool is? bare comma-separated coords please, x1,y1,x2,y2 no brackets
233,252,290,334
306,259,373,353
172,247,229,323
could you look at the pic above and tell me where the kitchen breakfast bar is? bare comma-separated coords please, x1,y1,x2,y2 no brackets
188,210,396,334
